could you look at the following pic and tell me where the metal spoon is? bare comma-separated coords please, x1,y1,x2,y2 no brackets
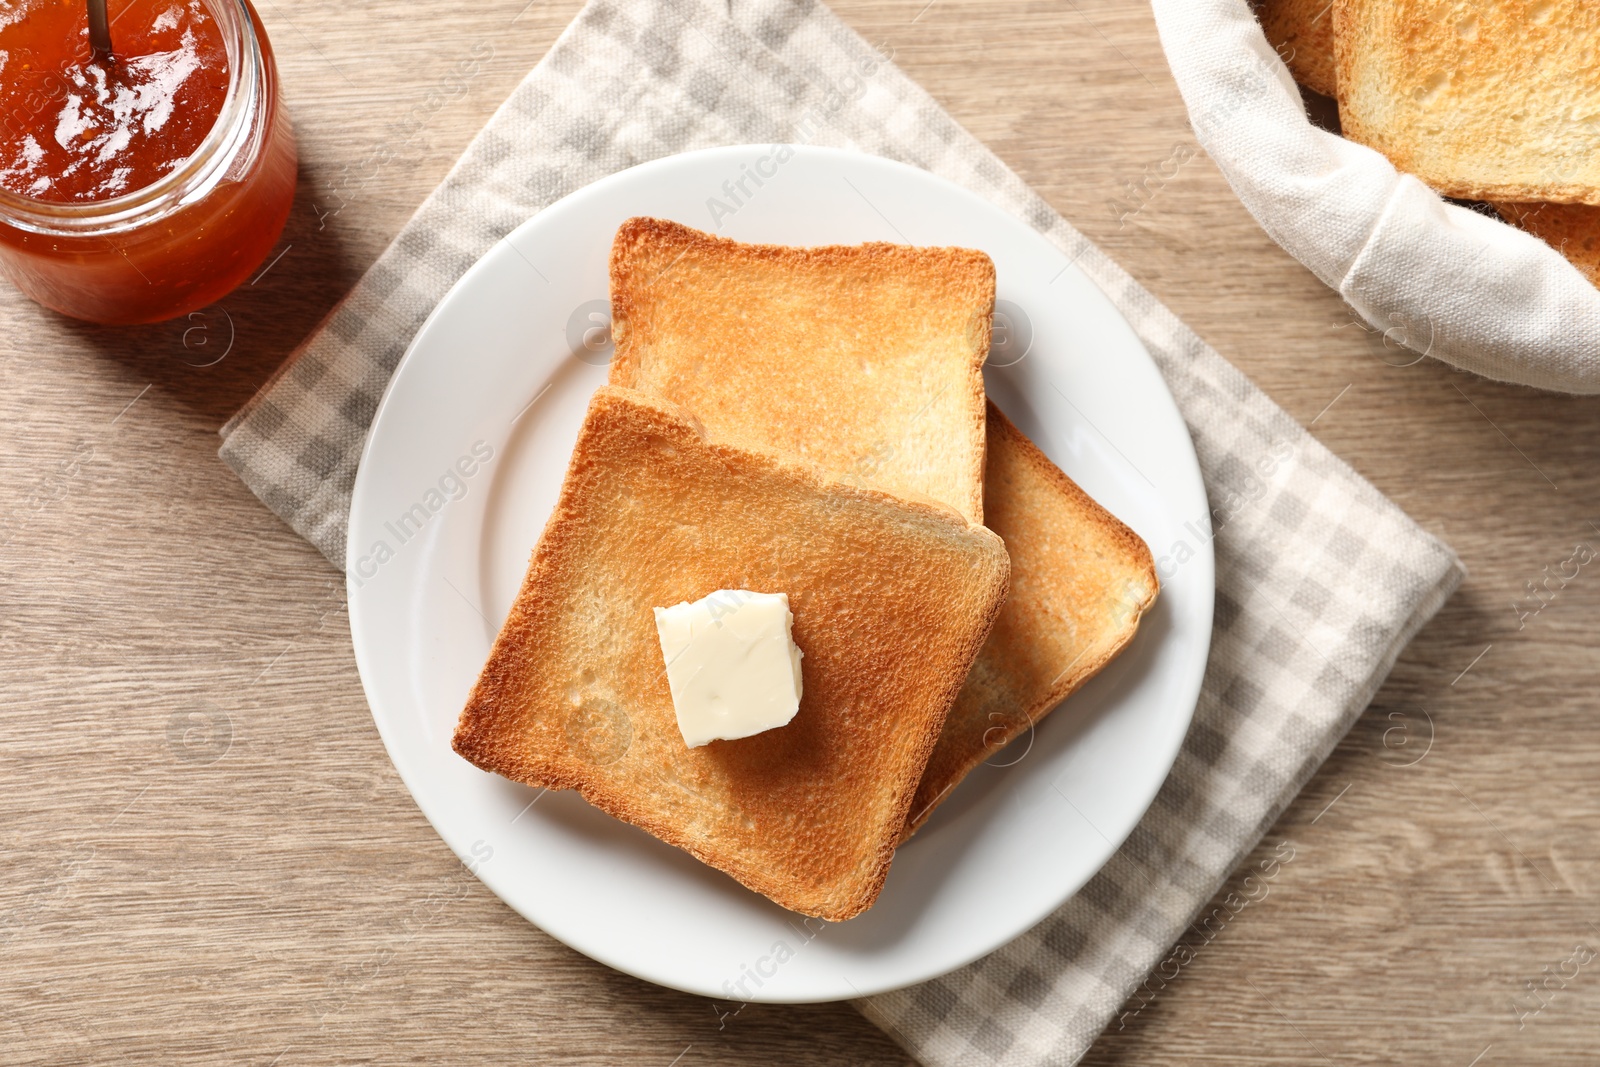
87,0,113,60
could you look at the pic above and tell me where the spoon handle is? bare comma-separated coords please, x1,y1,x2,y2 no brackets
87,0,112,59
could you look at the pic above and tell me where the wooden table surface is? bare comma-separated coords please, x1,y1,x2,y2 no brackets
5,0,1598,1063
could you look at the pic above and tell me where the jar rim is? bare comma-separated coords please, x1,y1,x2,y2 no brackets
0,0,261,233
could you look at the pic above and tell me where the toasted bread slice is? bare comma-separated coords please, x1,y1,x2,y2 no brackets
1334,0,1600,205
608,217,995,523
452,386,1010,921
1494,202,1600,287
902,404,1158,839
1258,0,1337,97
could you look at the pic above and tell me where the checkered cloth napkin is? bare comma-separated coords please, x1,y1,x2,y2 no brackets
220,0,1463,1061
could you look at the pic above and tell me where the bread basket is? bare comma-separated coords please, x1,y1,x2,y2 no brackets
1150,0,1600,393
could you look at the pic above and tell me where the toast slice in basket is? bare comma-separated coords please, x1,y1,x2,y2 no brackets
452,386,1010,921
1334,0,1600,205
608,217,994,523
902,403,1158,838
1257,0,1337,97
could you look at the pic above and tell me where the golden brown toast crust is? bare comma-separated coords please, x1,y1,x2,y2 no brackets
607,217,995,523
452,386,1010,920
1334,0,1600,205
1494,202,1600,288
1258,0,1337,97
901,403,1158,840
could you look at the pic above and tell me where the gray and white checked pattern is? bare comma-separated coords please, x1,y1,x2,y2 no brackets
219,0,1464,1062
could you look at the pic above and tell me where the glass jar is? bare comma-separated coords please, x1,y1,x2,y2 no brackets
0,0,296,325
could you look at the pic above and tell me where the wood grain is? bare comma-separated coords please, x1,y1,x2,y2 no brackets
3,0,1598,1063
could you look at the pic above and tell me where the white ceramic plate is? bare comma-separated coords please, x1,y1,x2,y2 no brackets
347,146,1213,1003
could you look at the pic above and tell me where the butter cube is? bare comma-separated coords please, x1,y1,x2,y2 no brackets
653,590,804,748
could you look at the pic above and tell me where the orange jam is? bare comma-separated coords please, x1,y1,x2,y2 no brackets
0,0,294,324
0,0,231,201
